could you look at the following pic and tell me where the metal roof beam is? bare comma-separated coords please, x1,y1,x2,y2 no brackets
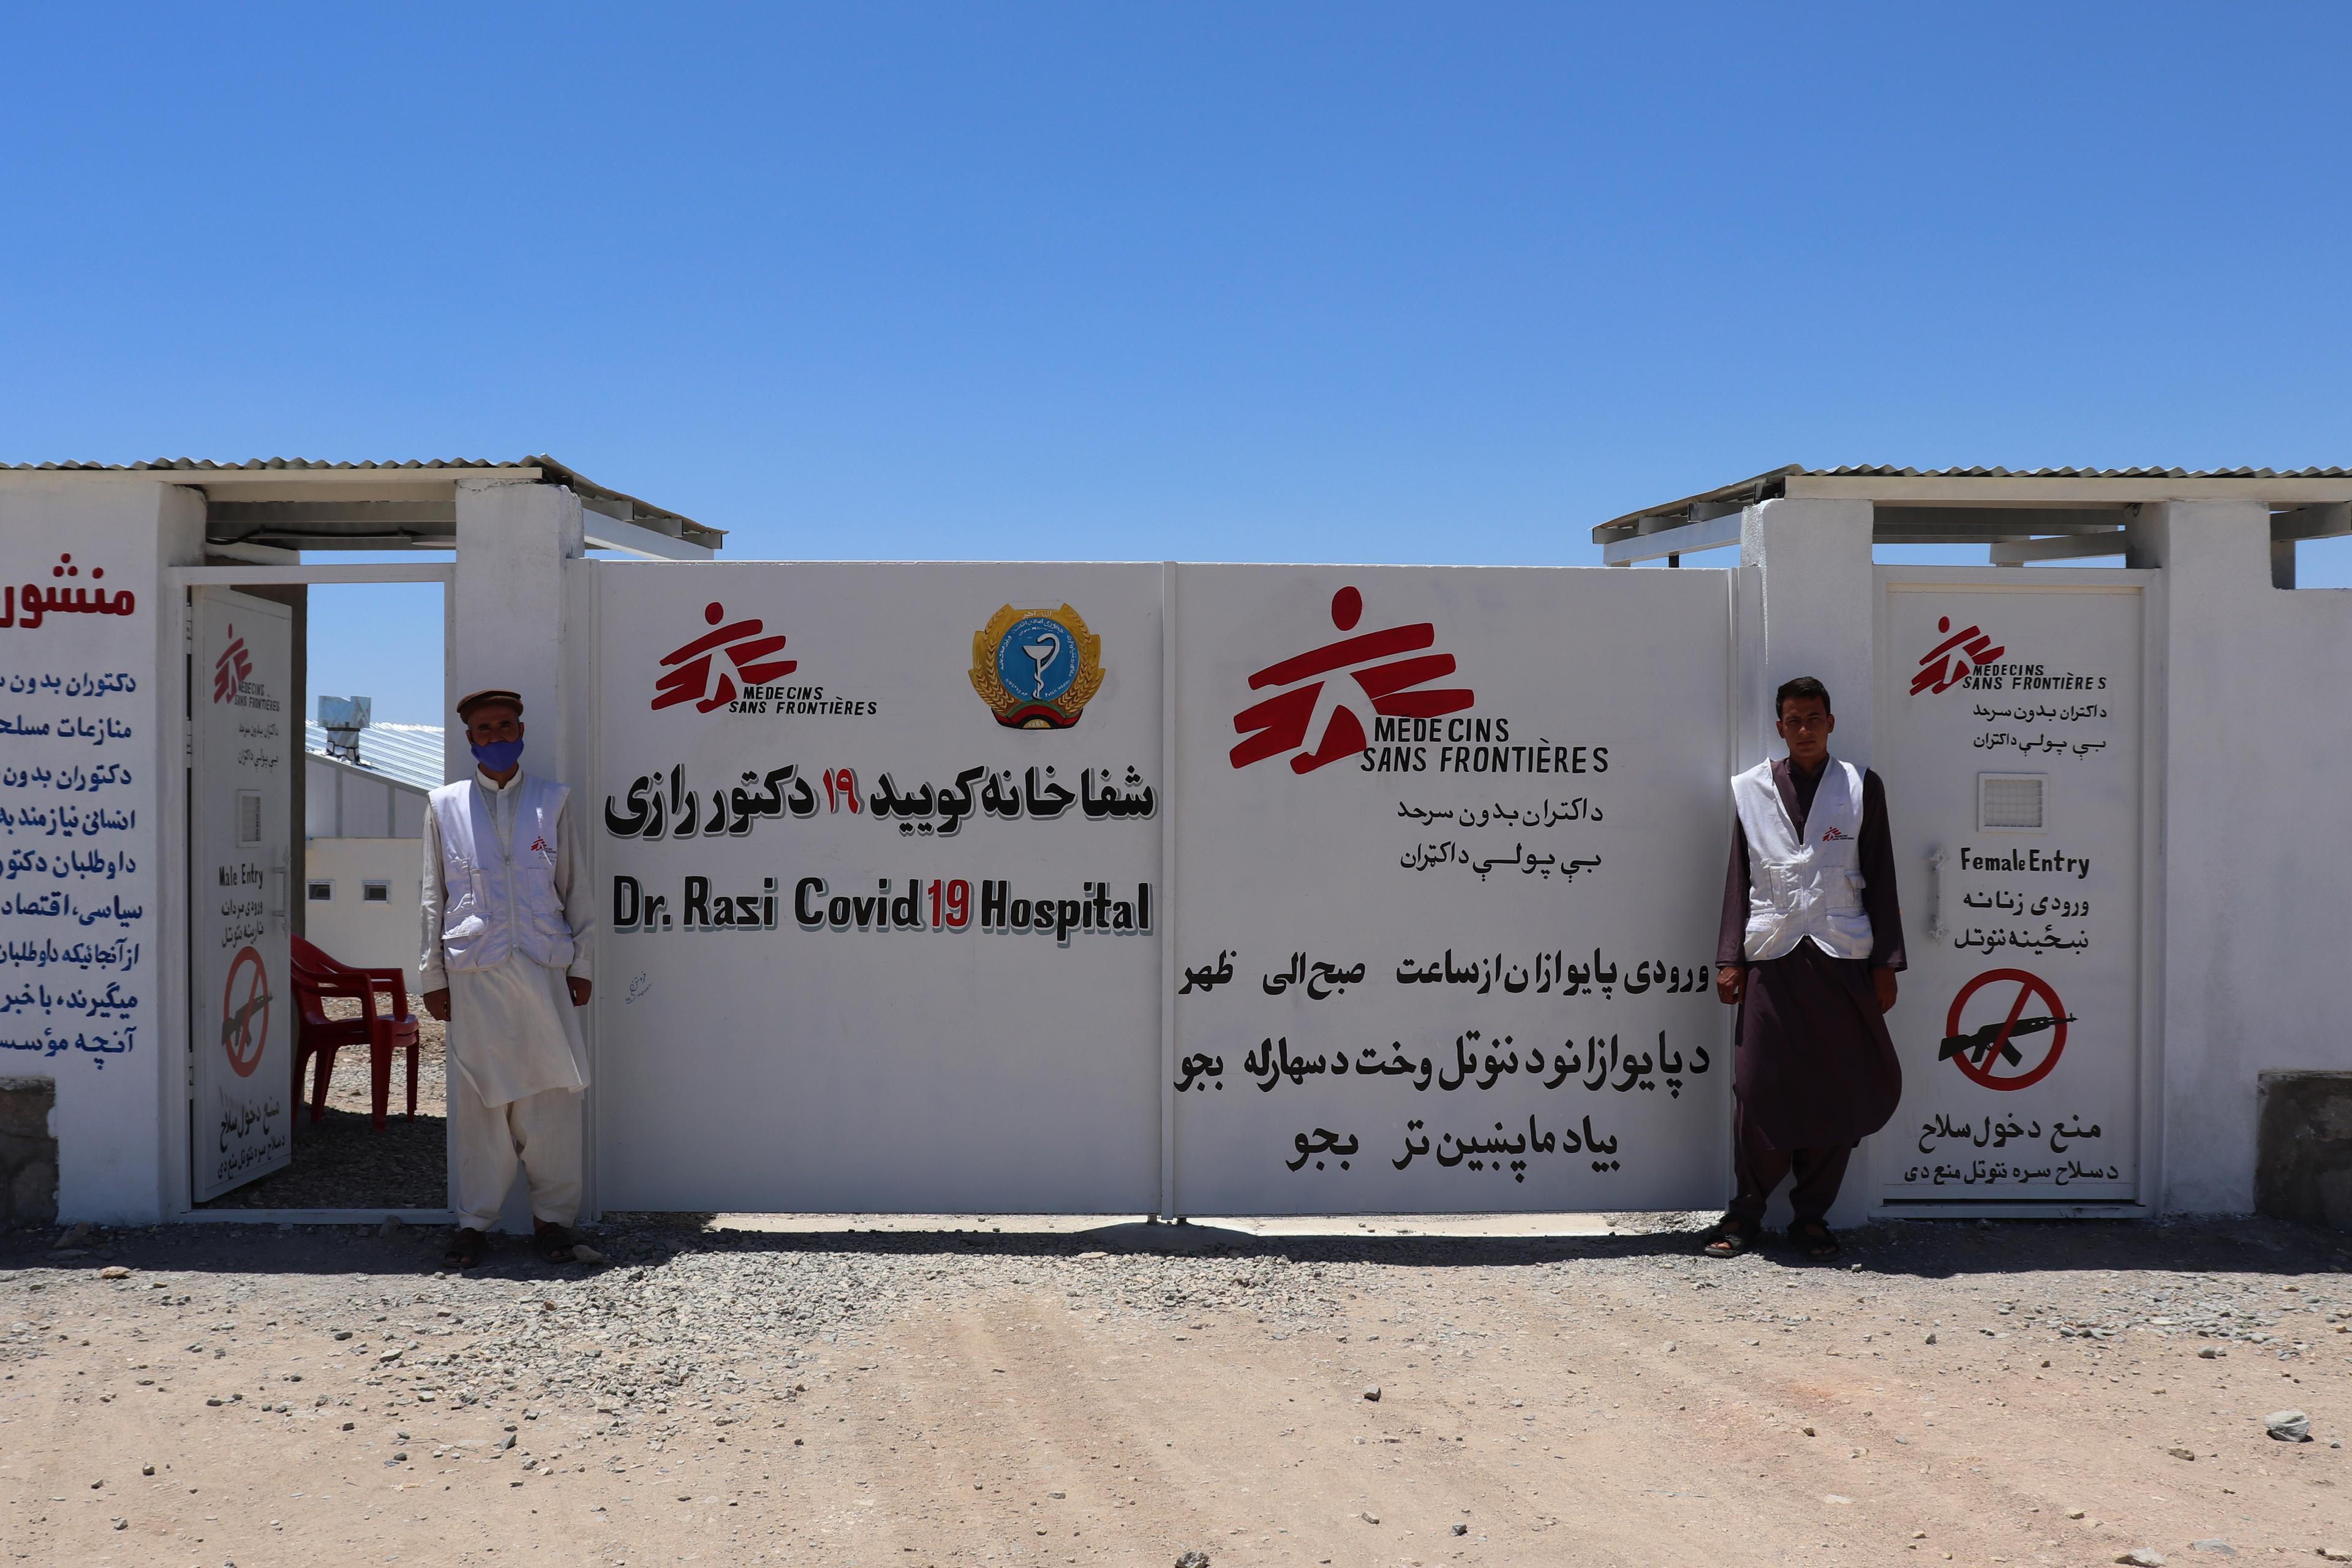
205,499,459,549
1988,530,2130,565
2270,502,2352,542
208,499,454,529
1601,512,1742,567
1874,507,2129,537
585,514,715,560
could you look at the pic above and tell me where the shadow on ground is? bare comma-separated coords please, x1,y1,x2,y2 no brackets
8,1211,2345,1286
196,1102,445,1211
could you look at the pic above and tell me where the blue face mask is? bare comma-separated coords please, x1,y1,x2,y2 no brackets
471,738,525,773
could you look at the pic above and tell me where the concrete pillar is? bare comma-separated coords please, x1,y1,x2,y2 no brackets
1741,498,1877,767
452,479,583,770
450,478,587,1231
2128,499,2273,1212
1738,497,1882,1229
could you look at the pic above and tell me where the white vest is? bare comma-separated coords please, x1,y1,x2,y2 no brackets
1733,758,1874,962
429,773,576,973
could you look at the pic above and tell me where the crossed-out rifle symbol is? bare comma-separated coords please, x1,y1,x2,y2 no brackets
1937,1010,2075,1068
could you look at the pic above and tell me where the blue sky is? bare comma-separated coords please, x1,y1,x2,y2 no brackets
8,4,2351,723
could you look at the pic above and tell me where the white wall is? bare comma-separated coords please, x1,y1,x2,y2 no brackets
0,477,202,1223
302,837,422,976
5,470,2340,1223
2133,500,2352,1212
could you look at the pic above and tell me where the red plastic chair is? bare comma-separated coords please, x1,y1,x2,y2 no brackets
289,933,420,1130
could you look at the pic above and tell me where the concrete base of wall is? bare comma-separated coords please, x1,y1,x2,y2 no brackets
0,1077,58,1228
2256,1071,2352,1233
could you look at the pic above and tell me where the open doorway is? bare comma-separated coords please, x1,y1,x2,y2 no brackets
192,567,451,1213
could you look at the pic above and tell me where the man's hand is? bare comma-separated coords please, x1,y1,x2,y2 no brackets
423,988,450,1022
568,978,593,1008
1874,967,1899,1013
1714,964,1745,1006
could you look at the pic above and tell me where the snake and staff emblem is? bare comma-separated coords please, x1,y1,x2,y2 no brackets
970,604,1104,729
1020,630,1061,698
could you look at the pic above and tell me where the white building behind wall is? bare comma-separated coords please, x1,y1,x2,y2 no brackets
301,721,442,972
1,454,2346,1226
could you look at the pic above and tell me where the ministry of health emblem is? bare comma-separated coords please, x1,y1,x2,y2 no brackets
970,603,1104,729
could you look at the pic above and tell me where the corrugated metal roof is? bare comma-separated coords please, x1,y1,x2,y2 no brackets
303,721,446,794
0,453,720,545
0,457,525,472
1594,463,2352,543
1790,464,2352,479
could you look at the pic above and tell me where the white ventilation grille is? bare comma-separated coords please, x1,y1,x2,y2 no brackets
1978,774,2046,831
236,789,263,846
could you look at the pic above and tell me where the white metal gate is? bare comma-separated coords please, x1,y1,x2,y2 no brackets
1873,570,2156,1213
189,587,295,1201
1166,564,1735,1215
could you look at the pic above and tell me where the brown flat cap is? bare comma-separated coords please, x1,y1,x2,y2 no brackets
454,688,526,720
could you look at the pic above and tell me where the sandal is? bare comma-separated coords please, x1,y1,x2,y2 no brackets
1789,1219,1841,1262
1701,1217,1758,1259
443,1227,488,1269
533,1219,578,1263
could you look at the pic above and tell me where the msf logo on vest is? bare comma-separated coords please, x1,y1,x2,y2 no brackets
1230,586,1474,776
652,601,797,715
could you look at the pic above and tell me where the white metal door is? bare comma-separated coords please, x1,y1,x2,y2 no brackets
190,589,295,1200
1875,573,2149,1210
1169,565,1735,1216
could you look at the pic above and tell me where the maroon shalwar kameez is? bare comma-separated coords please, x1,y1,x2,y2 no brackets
1717,755,1906,1225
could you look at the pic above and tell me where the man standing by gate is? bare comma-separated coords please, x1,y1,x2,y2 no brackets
1708,677,1904,1262
419,689,595,1269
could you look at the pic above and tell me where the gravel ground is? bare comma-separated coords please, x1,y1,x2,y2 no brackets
200,1005,448,1212
1,1213,2346,1566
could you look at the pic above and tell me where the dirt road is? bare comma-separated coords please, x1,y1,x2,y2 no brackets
1,1215,2345,1566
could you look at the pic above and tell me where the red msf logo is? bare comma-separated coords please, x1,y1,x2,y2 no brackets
1230,586,1474,775
211,628,252,703
653,601,797,714
1820,826,1851,842
1912,616,2004,696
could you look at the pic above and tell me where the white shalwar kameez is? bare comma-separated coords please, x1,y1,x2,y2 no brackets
418,767,595,1232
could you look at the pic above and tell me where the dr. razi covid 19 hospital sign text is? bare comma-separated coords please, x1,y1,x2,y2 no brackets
578,561,1735,1217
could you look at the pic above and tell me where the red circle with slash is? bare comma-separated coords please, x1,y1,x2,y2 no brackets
1944,967,2067,1091
221,945,271,1078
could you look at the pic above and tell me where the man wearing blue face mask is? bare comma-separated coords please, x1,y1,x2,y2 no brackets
418,689,595,1270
